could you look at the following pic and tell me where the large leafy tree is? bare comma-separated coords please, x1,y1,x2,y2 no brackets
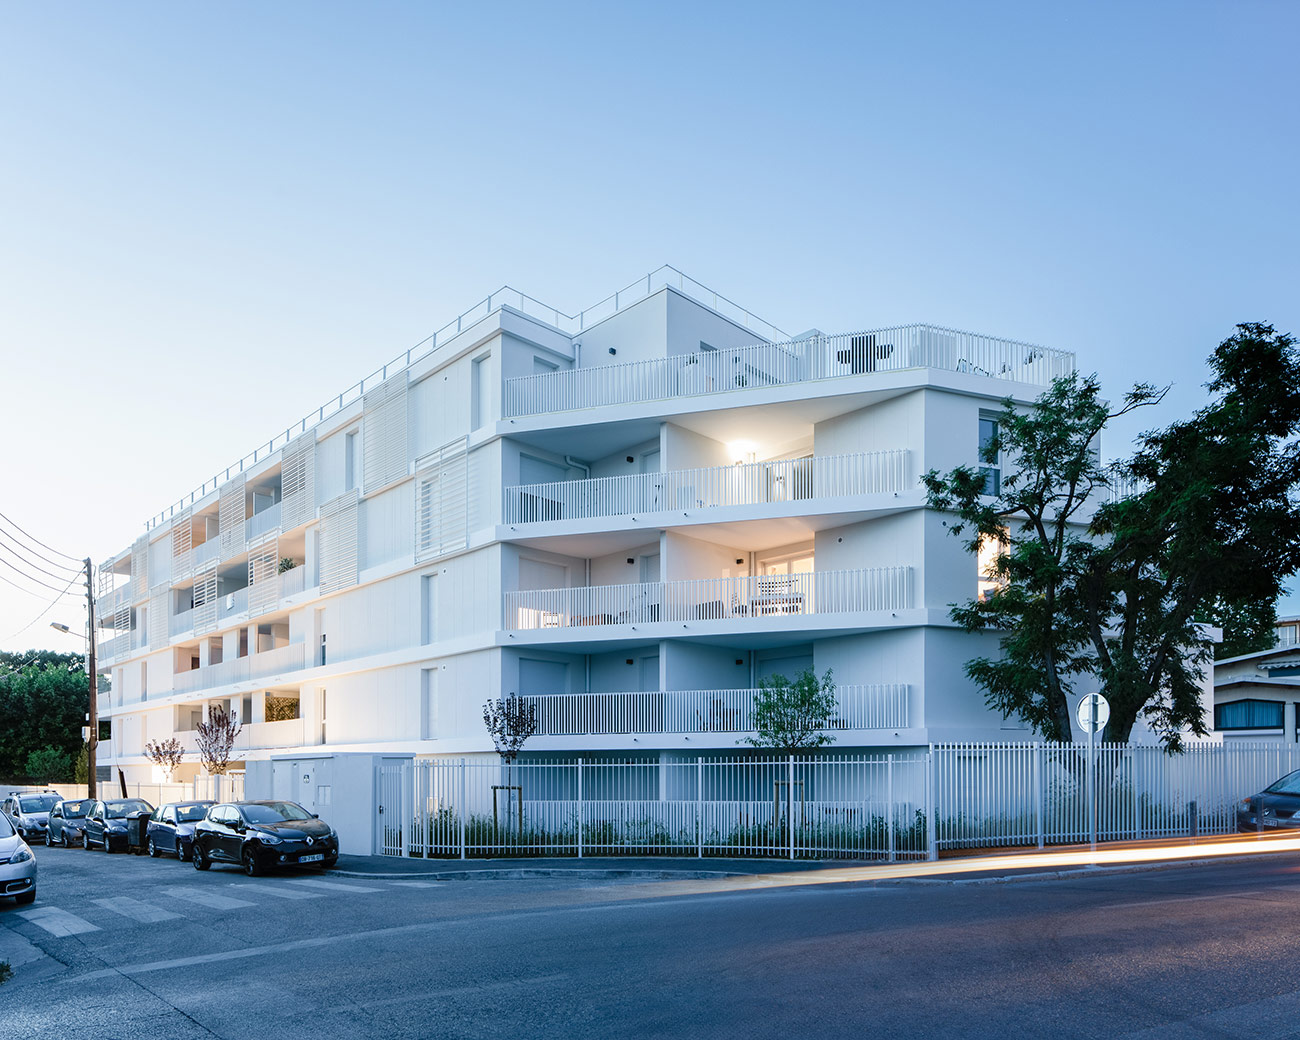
0,651,88,781
741,668,838,754
924,324,1300,748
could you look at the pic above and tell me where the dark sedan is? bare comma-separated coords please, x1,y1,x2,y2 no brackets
84,798,155,852
46,798,94,847
146,801,214,860
192,800,338,876
1237,769,1300,831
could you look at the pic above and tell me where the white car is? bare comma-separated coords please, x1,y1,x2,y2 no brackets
0,809,37,904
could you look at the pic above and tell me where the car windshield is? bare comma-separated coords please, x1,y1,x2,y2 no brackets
241,802,313,824
176,805,209,822
1266,771,1300,796
106,800,152,819
19,795,58,812
61,800,91,818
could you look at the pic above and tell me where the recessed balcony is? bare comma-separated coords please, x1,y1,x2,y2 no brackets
503,450,910,526
171,641,306,695
505,568,912,631
504,326,1074,418
521,685,910,736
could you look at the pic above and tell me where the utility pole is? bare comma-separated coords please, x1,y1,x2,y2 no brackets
84,557,98,800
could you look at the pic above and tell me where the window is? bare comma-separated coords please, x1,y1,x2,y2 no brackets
977,536,1007,602
979,415,1001,495
1214,699,1284,730
344,430,359,492
421,574,437,645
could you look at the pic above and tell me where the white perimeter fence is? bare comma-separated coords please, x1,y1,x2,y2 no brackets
375,744,1300,861
44,774,245,807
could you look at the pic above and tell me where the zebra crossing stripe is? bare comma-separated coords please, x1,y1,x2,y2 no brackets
161,886,256,911
235,885,323,901
18,907,99,937
389,881,441,888
287,878,381,894
92,897,181,923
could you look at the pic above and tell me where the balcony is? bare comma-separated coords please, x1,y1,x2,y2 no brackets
217,587,249,622
503,326,1075,417
192,537,222,567
505,568,912,631
503,450,910,526
171,642,306,695
177,717,317,753
96,633,131,662
521,684,910,736
246,502,282,540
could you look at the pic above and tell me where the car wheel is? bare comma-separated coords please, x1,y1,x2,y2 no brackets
104,835,113,853
147,837,159,858
177,841,190,863
44,830,52,847
193,843,210,871
242,849,263,877
14,889,35,905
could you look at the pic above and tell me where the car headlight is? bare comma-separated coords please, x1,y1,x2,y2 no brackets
1241,799,1253,811
255,831,282,845
11,844,33,863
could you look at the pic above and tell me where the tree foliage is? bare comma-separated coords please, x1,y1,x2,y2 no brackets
195,705,242,775
924,324,1300,749
143,736,185,779
483,695,538,765
25,745,73,782
0,651,87,782
741,668,838,754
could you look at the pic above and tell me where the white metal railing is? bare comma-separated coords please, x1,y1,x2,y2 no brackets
169,607,195,637
245,502,282,540
280,565,308,598
505,325,1075,417
96,633,131,662
522,684,910,736
171,642,306,694
142,266,784,531
505,568,912,630
191,538,221,566
504,450,910,525
217,587,249,621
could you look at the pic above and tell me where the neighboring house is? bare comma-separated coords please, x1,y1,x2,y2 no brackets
1275,615,1300,650
1214,642,1300,743
92,265,1114,852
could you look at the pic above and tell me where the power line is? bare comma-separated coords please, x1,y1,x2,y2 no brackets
0,552,77,594
0,509,82,563
2,570,82,642
0,521,81,575
0,535,82,583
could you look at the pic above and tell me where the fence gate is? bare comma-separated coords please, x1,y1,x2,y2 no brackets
376,762,409,857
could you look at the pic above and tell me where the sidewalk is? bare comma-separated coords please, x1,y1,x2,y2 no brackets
328,832,1300,884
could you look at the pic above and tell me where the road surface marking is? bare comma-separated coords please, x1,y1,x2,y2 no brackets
161,886,256,910
287,878,381,894
389,880,441,888
328,972,571,1012
92,897,182,923
235,885,323,901
18,907,100,937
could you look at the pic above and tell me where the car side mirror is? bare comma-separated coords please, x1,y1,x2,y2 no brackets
312,813,318,819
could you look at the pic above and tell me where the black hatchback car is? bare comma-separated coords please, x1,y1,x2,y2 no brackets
1238,769,1300,831
84,799,155,852
192,800,338,876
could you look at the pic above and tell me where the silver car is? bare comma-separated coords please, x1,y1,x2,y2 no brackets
0,808,37,904
1,792,58,843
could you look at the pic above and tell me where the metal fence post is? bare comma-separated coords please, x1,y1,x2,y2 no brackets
577,758,583,859
926,747,938,861
1034,744,1044,850
788,754,795,861
887,754,896,863
459,758,466,860
400,762,410,858
697,757,703,859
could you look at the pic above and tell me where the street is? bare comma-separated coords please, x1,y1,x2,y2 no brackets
5,843,1300,1038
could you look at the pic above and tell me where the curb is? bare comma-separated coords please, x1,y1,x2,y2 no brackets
327,867,750,881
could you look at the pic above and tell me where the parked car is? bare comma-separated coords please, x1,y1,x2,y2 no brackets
83,799,155,852
192,800,338,876
1238,769,1300,831
0,807,36,904
146,801,215,861
1,791,59,843
46,798,94,847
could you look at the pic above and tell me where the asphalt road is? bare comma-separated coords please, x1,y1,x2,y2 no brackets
5,842,1300,1039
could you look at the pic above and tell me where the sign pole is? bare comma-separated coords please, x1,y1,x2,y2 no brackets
1088,698,1096,855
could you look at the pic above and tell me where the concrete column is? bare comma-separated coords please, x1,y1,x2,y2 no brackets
1286,701,1296,744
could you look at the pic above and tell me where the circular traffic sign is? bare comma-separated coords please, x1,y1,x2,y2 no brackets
1076,692,1110,734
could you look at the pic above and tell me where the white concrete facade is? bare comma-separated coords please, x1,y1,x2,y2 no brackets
92,268,1086,850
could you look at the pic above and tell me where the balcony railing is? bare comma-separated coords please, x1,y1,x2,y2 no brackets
95,633,131,662
177,717,315,753
246,502,282,540
505,567,911,631
218,587,249,622
504,450,911,525
504,326,1075,417
521,684,910,736
280,565,308,598
171,642,306,695
192,538,221,567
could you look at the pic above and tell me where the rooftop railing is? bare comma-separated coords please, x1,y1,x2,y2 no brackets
141,266,783,531
503,450,911,525
504,325,1075,417
505,567,912,631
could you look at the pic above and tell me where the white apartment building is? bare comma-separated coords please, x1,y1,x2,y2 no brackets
92,266,1079,852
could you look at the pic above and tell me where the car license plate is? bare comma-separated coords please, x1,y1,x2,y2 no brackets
300,853,325,863
1265,818,1280,827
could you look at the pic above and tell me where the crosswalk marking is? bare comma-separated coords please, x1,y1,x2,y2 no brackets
234,885,323,901
92,897,181,923
161,886,256,911
287,878,381,894
389,881,440,888
19,906,100,937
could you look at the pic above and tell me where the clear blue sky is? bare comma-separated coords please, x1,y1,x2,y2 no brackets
1,0,1297,650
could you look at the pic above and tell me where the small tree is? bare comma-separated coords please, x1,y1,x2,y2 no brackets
74,742,88,783
742,668,838,754
143,736,185,780
25,745,73,782
196,705,243,776
483,694,538,791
